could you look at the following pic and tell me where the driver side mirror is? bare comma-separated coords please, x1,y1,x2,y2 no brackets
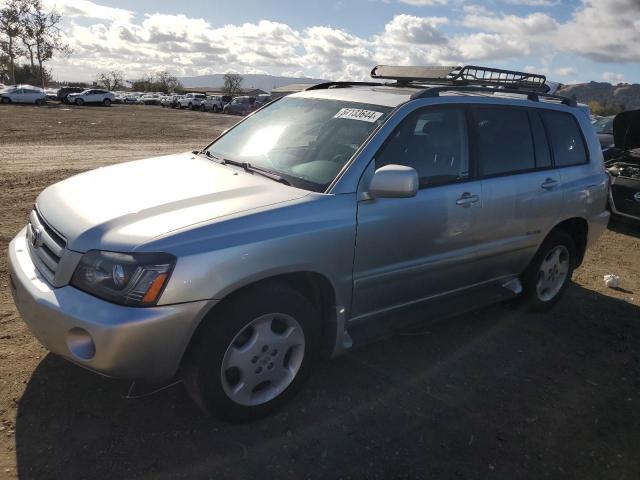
368,164,419,199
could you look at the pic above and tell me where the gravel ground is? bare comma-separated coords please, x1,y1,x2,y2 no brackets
0,103,639,480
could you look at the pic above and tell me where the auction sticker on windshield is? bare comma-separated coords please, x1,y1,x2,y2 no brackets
334,108,383,123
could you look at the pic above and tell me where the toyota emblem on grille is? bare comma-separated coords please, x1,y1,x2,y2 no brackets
30,226,43,248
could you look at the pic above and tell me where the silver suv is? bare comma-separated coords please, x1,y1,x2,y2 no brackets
8,65,610,421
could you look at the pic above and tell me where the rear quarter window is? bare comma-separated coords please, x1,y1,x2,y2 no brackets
541,110,588,167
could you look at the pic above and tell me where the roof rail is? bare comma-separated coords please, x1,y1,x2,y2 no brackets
371,64,549,92
305,81,383,91
411,85,577,107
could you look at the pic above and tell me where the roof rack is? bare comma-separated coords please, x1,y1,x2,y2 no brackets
371,64,549,92
305,81,382,91
412,85,577,107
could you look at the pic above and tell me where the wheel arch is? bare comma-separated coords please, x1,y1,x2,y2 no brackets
545,217,589,268
179,271,339,373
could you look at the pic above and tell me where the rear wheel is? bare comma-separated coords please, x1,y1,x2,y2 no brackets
184,285,320,422
213,105,219,113
200,104,205,112
521,230,576,312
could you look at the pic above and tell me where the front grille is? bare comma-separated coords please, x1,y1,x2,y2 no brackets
26,207,67,284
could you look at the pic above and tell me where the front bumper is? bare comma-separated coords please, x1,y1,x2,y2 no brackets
8,228,213,382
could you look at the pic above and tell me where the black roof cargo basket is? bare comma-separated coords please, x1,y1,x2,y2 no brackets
371,64,549,92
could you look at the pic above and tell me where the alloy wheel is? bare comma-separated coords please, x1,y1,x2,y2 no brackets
536,245,570,302
220,313,305,407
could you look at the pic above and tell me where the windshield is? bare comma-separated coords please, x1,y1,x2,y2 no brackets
205,96,392,191
593,116,614,135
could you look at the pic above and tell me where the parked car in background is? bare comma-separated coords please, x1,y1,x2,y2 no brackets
255,94,272,107
604,109,640,222
113,92,127,104
178,93,206,109
201,95,225,113
593,115,615,148
57,86,84,103
223,96,257,115
138,93,162,105
7,64,610,422
44,88,59,101
0,85,47,104
124,93,142,104
66,89,115,106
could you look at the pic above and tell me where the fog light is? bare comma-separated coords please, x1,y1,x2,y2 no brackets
66,327,96,360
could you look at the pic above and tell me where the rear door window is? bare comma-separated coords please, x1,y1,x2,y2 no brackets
472,107,535,176
541,111,588,167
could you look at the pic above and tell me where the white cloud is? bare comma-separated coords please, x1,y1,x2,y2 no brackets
397,0,448,5
34,0,640,83
43,0,133,22
602,71,625,83
555,67,576,77
503,0,558,6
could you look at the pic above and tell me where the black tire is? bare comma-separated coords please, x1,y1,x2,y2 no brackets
200,104,206,112
35,98,44,105
75,98,84,106
213,105,219,113
184,284,320,422
188,102,193,109
1,97,11,104
521,229,576,312
103,98,111,106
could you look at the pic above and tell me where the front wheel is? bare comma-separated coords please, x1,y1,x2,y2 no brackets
521,230,576,312
1,97,11,104
75,98,84,106
184,285,320,422
103,98,111,106
213,105,219,113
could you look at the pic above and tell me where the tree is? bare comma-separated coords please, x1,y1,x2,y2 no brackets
130,73,154,92
223,72,243,97
130,71,183,93
22,0,70,88
0,0,26,85
154,70,182,93
96,69,124,90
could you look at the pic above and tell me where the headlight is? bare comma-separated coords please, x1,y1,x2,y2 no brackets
71,250,176,307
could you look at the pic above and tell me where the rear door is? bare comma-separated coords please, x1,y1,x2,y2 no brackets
472,106,563,280
352,105,484,318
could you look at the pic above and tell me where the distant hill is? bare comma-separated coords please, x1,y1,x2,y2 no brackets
559,81,640,111
178,74,328,92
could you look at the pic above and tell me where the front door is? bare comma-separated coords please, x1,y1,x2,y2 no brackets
352,106,484,319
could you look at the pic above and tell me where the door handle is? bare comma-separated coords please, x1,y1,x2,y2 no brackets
541,178,559,190
456,193,479,206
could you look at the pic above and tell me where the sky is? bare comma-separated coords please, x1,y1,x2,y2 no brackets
34,0,640,84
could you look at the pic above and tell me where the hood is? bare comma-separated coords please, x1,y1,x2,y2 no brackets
613,109,640,151
37,153,308,252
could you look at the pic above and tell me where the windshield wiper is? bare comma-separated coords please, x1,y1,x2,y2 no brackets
226,159,292,186
203,151,291,186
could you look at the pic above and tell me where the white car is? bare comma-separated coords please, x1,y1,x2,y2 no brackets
0,85,47,105
178,93,206,109
66,89,115,106
201,95,232,113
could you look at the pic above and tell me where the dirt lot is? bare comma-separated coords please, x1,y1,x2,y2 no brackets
1,103,639,479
